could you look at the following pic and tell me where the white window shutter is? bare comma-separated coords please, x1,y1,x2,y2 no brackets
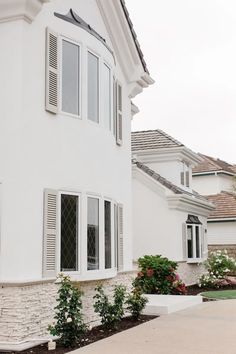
182,223,187,261
116,82,123,146
180,171,184,186
45,27,59,114
117,203,124,271
43,189,58,277
201,226,208,260
185,170,190,187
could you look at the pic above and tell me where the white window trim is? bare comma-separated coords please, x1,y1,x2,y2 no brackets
59,35,82,120
87,48,100,124
58,191,81,274
186,223,202,263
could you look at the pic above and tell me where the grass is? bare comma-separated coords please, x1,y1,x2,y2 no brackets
201,290,236,300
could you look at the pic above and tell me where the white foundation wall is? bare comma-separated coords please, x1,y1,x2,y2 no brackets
207,222,236,245
192,174,234,195
0,0,133,281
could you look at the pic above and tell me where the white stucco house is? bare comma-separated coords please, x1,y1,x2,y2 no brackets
132,130,214,285
0,0,154,350
192,154,236,257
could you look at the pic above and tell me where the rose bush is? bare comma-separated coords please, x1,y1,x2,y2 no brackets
134,255,186,295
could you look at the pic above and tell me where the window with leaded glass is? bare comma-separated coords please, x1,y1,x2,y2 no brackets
87,197,99,270
104,200,112,269
60,194,78,271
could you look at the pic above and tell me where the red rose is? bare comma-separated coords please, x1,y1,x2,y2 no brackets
146,268,154,277
166,275,174,282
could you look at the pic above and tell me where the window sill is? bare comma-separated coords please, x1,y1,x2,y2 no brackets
63,268,117,282
187,258,203,264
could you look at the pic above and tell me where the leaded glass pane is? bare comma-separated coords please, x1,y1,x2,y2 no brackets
87,197,99,270
61,194,78,271
105,201,111,269
62,40,80,116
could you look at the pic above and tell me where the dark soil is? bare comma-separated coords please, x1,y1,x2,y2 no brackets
187,283,236,295
9,315,157,354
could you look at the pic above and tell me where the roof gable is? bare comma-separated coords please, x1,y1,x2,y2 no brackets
193,154,236,175
206,191,236,219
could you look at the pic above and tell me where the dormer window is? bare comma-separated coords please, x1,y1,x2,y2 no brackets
181,162,190,187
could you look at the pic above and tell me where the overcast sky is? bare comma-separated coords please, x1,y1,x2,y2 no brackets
126,0,236,163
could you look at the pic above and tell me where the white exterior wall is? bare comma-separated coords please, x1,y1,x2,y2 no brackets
208,222,236,245
192,174,234,195
0,0,133,282
132,177,207,262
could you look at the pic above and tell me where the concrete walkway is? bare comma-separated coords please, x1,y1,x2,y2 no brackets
70,300,236,354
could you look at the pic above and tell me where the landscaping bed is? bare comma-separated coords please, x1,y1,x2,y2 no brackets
12,315,157,354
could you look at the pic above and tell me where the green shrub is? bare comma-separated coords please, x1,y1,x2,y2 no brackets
126,285,148,320
198,250,236,288
48,274,86,347
93,284,126,329
134,255,186,295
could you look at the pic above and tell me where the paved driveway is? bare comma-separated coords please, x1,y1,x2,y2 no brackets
70,300,236,354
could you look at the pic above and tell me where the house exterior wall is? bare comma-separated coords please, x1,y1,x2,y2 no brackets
132,175,207,285
192,174,234,195
0,0,133,282
207,222,236,246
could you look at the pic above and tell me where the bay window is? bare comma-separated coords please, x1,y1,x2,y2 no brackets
87,197,99,270
103,63,111,130
87,51,99,123
104,200,112,269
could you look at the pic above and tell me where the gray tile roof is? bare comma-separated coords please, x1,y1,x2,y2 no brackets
134,161,208,202
131,129,184,152
120,0,149,74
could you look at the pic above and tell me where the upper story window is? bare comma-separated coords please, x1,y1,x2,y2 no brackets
181,162,190,187
87,51,99,123
45,28,123,146
61,39,80,117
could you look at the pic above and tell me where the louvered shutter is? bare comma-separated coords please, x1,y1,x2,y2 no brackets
201,226,208,260
43,189,58,277
180,172,184,186
182,223,187,261
116,82,123,146
117,204,124,271
45,28,59,114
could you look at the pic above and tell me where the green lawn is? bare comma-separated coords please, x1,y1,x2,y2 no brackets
201,290,236,300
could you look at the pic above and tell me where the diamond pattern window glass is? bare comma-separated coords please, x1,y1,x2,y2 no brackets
87,197,99,270
60,194,78,271
104,201,111,269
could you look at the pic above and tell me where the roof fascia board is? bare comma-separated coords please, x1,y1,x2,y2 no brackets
167,195,215,217
132,146,201,165
193,171,235,177
96,0,154,97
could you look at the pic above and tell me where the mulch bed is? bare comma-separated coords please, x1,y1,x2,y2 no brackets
11,315,157,354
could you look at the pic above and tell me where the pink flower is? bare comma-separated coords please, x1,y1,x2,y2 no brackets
146,268,154,277
175,273,180,281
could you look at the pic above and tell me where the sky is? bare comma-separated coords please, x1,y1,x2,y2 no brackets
126,0,236,163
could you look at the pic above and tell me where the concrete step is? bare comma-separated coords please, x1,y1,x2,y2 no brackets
143,294,202,315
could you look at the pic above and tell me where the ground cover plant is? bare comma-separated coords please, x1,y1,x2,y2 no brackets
201,290,236,300
134,255,186,295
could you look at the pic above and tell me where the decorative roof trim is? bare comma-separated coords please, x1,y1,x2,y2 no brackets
54,9,115,61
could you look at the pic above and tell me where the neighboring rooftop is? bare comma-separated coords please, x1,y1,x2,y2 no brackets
131,129,184,152
193,154,236,175
134,161,208,202
206,192,236,220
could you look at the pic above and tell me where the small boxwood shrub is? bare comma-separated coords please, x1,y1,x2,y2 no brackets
93,284,126,329
134,255,186,295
